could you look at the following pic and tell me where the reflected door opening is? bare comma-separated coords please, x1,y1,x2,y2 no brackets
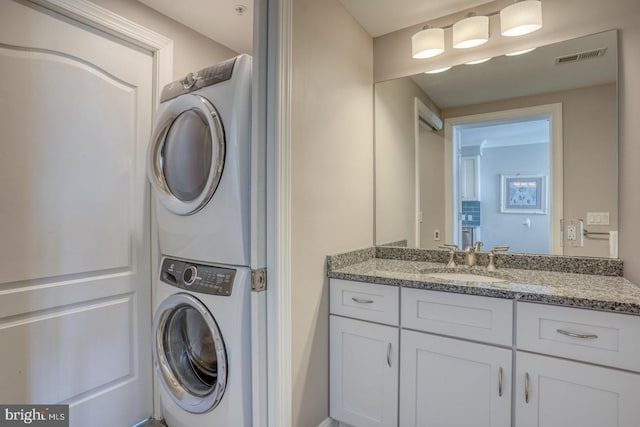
446,105,563,255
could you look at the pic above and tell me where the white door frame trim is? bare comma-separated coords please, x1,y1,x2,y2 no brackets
27,0,173,421
444,103,564,254
266,0,293,426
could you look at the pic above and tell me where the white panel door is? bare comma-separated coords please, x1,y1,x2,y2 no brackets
516,352,640,427
0,1,154,426
400,330,511,427
330,316,399,427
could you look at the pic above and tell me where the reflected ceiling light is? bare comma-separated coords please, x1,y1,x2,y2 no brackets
505,47,536,56
466,57,492,64
425,66,452,74
501,0,543,37
453,13,489,49
412,26,445,59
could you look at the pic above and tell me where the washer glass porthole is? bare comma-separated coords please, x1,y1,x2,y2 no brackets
163,305,219,396
154,294,227,413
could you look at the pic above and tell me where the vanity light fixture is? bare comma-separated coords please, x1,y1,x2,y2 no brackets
425,66,452,74
500,0,543,37
411,0,543,60
505,47,536,56
412,26,445,59
453,13,489,49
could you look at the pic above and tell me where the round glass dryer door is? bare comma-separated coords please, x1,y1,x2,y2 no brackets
153,293,227,413
147,94,225,215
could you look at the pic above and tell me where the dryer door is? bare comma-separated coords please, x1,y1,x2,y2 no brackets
147,94,225,215
153,293,227,413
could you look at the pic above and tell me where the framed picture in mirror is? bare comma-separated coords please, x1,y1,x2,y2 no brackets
500,174,547,214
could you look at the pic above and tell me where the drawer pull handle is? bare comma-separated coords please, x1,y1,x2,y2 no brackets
387,343,392,367
498,367,503,397
525,372,530,403
351,297,374,304
556,329,598,339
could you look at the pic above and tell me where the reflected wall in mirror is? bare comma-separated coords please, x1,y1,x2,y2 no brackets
375,30,618,258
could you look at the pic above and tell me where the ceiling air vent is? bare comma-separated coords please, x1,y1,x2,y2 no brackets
555,47,607,65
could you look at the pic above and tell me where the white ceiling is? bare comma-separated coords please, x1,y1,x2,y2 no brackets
138,0,253,54
339,0,491,37
138,0,484,53
459,119,550,148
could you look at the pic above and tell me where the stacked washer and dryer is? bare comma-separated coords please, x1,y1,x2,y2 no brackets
147,54,253,427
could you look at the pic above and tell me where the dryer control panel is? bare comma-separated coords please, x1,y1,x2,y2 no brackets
160,258,235,296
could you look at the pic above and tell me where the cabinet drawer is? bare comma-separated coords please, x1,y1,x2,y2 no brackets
330,279,399,325
517,302,640,372
401,288,513,346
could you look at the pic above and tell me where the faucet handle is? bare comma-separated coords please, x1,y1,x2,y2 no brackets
439,244,458,267
439,244,459,250
487,246,509,271
490,245,509,254
473,241,484,252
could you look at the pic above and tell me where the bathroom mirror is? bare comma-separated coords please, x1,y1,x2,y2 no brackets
375,30,618,258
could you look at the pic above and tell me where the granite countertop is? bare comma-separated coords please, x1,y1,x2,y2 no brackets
327,247,640,315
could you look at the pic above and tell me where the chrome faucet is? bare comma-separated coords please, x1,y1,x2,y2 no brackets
464,241,484,266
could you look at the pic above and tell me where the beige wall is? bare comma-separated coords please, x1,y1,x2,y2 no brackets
442,84,617,258
419,127,446,249
290,0,374,425
375,78,439,247
373,0,640,279
92,0,238,78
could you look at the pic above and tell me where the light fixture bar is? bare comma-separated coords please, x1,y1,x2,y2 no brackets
411,1,543,60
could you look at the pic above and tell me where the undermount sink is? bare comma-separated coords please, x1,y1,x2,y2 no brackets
426,272,507,283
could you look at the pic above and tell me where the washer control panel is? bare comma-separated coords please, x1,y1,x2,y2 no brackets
160,57,237,103
160,258,235,296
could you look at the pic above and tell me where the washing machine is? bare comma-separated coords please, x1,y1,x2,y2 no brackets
152,257,252,427
147,54,252,266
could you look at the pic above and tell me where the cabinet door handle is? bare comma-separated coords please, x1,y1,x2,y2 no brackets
556,329,598,339
387,343,392,367
498,367,503,397
351,297,374,304
525,373,530,403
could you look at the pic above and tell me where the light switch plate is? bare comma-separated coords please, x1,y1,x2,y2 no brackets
587,212,610,225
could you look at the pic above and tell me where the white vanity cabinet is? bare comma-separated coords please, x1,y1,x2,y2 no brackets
400,330,512,427
515,302,640,427
400,288,513,427
329,279,400,427
329,279,640,427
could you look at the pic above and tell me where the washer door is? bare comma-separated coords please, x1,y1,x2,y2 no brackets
147,94,225,215
153,293,227,413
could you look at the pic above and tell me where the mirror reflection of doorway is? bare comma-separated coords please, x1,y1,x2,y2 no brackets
454,117,551,254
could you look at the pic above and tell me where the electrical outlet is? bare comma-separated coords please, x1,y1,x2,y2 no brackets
563,219,584,247
434,229,441,241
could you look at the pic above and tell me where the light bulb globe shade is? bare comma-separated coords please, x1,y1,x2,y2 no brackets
412,27,445,59
425,66,452,74
501,0,542,37
466,57,492,65
453,15,489,49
